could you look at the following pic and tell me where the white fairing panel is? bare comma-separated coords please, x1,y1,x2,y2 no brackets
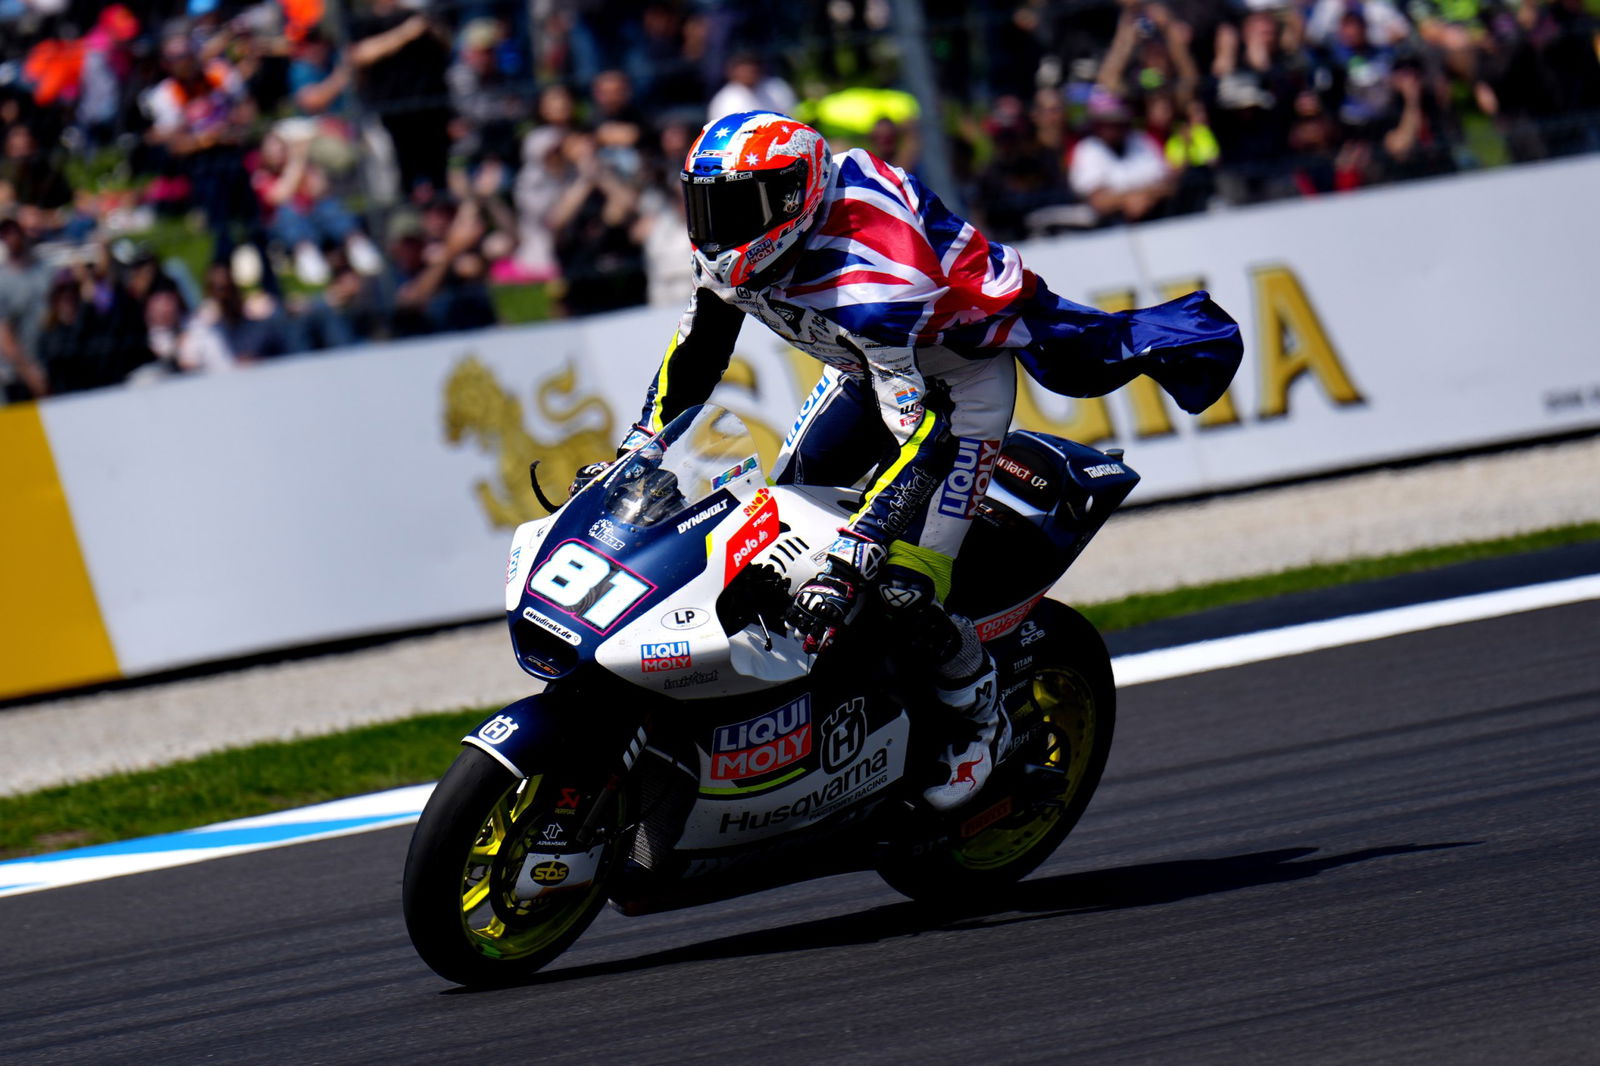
595,477,855,700
504,516,554,612
676,711,911,848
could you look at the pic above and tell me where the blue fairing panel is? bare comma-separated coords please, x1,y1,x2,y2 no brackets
461,694,565,779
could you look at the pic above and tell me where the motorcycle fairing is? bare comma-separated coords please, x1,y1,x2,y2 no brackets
507,485,723,679
608,618,1064,914
588,482,851,700
676,714,910,848
658,653,913,848
949,429,1140,632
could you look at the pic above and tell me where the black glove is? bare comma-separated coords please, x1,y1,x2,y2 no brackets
567,461,611,498
785,568,859,655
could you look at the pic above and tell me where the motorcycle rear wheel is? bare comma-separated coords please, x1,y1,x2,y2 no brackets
402,746,621,986
875,600,1115,903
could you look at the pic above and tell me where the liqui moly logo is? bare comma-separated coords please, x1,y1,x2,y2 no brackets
937,438,1001,518
641,641,692,673
709,696,812,781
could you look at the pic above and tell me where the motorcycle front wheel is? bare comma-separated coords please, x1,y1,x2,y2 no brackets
875,600,1115,903
402,746,623,986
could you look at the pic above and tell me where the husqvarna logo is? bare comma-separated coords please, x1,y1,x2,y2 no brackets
479,715,519,744
820,698,867,773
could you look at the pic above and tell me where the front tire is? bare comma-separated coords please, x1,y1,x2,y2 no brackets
875,601,1115,903
402,747,620,986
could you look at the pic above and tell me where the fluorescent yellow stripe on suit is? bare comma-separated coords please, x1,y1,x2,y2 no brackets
847,409,936,530
846,411,954,601
0,404,120,698
887,541,955,603
647,332,680,432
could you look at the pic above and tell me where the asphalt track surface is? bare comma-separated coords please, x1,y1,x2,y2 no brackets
3,598,1598,1063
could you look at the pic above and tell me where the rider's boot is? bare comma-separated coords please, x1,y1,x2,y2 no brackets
876,568,1011,812
922,617,1011,811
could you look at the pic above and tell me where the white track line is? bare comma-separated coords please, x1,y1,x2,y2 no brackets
1114,573,1600,688
0,786,435,899
2,574,1596,898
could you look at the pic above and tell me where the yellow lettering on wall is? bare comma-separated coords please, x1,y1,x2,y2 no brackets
1156,278,1204,302
1089,287,1136,313
1012,373,1116,446
1125,376,1178,438
1089,287,1179,439
1253,264,1364,418
1154,276,1243,429
1196,383,1243,427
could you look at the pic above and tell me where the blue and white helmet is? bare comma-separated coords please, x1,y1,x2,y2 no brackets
680,111,834,288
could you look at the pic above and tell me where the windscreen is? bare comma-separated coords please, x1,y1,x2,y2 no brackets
601,405,759,528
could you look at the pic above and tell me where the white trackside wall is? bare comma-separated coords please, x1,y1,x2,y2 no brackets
14,155,1600,696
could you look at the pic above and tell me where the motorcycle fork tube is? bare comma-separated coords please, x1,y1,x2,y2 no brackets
576,721,650,847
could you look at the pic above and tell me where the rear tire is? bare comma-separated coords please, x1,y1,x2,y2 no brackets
875,601,1115,903
402,747,620,986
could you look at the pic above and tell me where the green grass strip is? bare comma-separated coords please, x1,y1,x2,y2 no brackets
1,521,1595,861
0,710,486,861
1076,521,1600,633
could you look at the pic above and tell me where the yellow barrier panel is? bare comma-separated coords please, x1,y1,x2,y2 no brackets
0,404,120,699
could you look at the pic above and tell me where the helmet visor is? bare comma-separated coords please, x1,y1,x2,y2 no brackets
681,158,808,254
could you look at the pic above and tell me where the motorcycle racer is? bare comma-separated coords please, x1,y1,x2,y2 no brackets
588,110,1242,811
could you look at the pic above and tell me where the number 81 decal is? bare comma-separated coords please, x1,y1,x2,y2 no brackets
526,541,655,632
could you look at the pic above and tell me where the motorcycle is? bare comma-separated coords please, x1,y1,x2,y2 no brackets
402,403,1137,986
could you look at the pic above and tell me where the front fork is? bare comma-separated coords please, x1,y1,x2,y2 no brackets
573,721,649,848
462,686,653,894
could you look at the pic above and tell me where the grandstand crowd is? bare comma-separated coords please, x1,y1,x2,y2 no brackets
1,0,1597,400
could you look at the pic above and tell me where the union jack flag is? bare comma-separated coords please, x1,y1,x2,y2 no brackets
787,148,1241,415
786,149,1035,350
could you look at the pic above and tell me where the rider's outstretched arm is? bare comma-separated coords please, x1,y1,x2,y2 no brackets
622,286,745,450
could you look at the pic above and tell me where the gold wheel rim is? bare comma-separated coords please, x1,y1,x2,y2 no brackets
457,774,609,959
949,666,1099,871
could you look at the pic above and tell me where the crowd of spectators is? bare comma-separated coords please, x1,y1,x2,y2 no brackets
970,0,1600,236
0,0,1597,401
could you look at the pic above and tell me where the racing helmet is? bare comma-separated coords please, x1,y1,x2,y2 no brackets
681,111,834,288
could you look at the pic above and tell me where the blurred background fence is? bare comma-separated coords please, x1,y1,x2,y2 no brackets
2,0,1599,390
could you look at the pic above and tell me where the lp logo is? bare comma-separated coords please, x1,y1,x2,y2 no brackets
662,607,708,631
821,698,867,773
